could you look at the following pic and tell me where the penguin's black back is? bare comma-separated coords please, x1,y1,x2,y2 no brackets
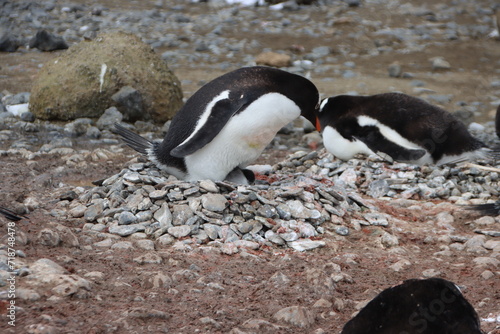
341,278,483,334
155,66,318,166
321,93,485,161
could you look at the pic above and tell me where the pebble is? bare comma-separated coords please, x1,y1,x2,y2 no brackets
118,211,138,225
364,213,389,226
94,238,114,248
422,268,441,277
16,288,41,301
287,200,313,219
288,239,326,252
135,239,155,250
431,56,451,70
273,305,316,328
111,241,135,250
388,61,402,77
29,259,67,275
472,257,499,268
201,193,227,212
380,232,399,248
108,224,144,237
154,203,173,227
133,252,163,264
168,225,192,238
199,180,219,193
389,259,411,272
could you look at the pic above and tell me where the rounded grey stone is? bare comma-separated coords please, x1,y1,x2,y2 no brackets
108,224,143,236
167,225,191,238
201,194,228,212
118,211,138,225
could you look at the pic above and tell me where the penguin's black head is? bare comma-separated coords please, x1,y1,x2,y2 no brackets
316,95,363,132
316,96,341,131
294,83,320,129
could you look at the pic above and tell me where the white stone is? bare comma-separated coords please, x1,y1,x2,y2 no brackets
288,239,325,252
273,305,315,328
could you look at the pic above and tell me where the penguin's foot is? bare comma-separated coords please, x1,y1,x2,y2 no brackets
225,168,255,184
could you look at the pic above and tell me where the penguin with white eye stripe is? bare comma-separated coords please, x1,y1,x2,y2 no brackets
317,92,498,165
114,66,320,184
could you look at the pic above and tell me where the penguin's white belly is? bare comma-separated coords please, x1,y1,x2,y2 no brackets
323,126,375,161
184,93,301,181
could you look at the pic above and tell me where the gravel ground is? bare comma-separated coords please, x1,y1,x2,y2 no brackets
1,0,500,333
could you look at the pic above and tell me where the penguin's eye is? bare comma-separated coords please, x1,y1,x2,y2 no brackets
315,102,320,110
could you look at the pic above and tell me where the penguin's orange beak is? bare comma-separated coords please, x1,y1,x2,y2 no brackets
315,117,321,132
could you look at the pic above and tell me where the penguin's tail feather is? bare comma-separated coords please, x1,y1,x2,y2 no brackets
465,201,500,216
486,146,500,161
113,123,153,155
0,206,26,221
439,147,500,166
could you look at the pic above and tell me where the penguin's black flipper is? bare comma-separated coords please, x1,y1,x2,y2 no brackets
0,206,25,221
354,125,427,162
466,201,500,216
113,123,153,155
171,97,247,158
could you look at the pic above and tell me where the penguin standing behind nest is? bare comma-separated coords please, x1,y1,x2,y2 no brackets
317,92,499,165
114,66,320,184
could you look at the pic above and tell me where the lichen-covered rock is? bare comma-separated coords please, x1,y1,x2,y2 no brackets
29,31,183,123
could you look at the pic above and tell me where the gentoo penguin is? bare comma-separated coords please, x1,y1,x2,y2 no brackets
114,66,319,184
341,278,483,334
317,92,496,165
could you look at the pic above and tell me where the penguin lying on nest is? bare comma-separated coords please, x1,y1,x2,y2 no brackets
341,278,484,334
317,92,499,165
114,66,319,184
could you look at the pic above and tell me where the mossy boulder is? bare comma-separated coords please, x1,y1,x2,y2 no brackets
29,31,183,123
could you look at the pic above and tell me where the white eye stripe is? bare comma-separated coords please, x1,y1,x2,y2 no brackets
319,98,329,111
